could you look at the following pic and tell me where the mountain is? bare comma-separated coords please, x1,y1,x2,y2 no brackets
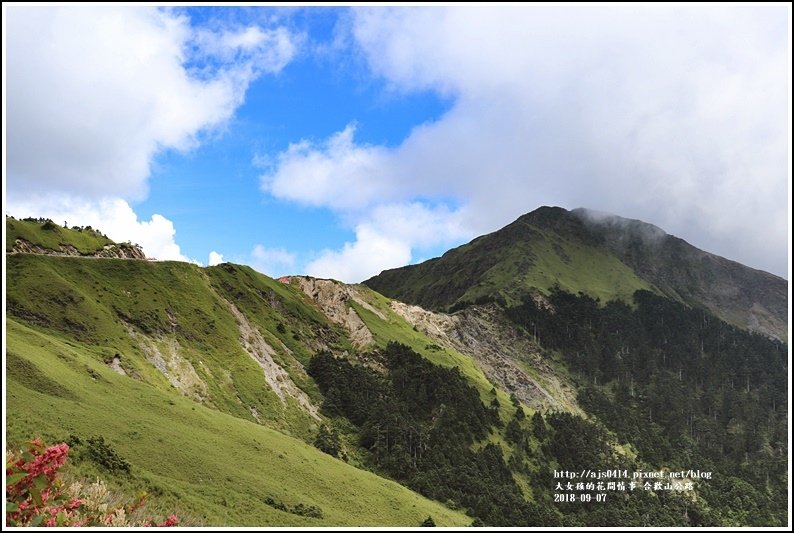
365,206,788,341
7,216,146,259
360,206,787,526
5,218,513,526
570,208,787,341
5,215,788,526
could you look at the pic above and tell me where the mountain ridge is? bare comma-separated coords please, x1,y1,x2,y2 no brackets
570,207,787,340
365,206,787,341
7,216,146,259
5,213,788,526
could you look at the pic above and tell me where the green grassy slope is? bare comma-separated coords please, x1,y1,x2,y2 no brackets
6,233,560,525
5,255,335,440
568,208,788,341
5,252,514,525
207,264,354,367
365,207,654,311
6,319,469,526
7,217,115,253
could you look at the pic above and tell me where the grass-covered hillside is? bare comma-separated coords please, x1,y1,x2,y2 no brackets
365,206,787,341
7,213,785,526
568,208,788,341
7,217,115,254
6,256,332,440
5,246,525,525
5,251,485,525
6,319,469,526
6,246,627,526
365,206,655,311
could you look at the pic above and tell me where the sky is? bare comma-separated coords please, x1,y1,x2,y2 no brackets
3,5,791,282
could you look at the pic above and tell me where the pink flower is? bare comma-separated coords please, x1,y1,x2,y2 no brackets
66,498,82,510
159,515,179,527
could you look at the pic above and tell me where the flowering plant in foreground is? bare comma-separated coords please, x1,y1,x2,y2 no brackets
6,438,178,527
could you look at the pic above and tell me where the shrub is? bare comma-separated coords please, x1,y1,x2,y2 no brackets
85,436,130,474
264,496,288,512
313,424,341,458
6,438,178,527
421,516,436,526
292,503,323,519
264,497,323,519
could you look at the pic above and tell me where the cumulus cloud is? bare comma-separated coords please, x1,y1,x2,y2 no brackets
249,244,297,278
265,5,790,279
304,202,469,283
208,251,225,266
262,124,398,211
6,6,298,260
6,196,192,262
7,6,296,201
306,226,411,283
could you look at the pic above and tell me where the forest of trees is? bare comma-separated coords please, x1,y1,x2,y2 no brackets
506,288,787,525
303,286,787,526
308,342,556,525
306,337,767,526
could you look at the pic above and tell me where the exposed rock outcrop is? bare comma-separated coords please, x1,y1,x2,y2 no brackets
108,355,127,376
291,276,378,348
127,327,209,403
11,238,146,259
222,298,320,420
389,301,579,412
95,243,147,259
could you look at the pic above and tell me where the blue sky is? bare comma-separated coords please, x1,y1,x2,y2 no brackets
140,7,453,270
4,5,791,280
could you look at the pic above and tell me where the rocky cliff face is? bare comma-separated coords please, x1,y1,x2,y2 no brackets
96,243,147,259
289,276,379,348
388,300,579,412
11,238,147,260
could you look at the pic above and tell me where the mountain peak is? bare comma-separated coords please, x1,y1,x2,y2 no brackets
512,206,582,235
365,206,787,341
571,207,668,244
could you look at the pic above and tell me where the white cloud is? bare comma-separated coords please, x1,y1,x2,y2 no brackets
208,251,225,266
305,202,469,283
7,6,297,201
6,6,299,262
265,6,790,278
365,202,469,249
249,244,297,278
192,25,298,73
6,197,192,262
306,226,411,284
262,124,398,211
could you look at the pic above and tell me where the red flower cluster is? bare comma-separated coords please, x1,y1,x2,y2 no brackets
43,498,83,527
6,438,180,527
160,515,179,527
142,514,180,527
6,439,75,526
7,438,69,484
